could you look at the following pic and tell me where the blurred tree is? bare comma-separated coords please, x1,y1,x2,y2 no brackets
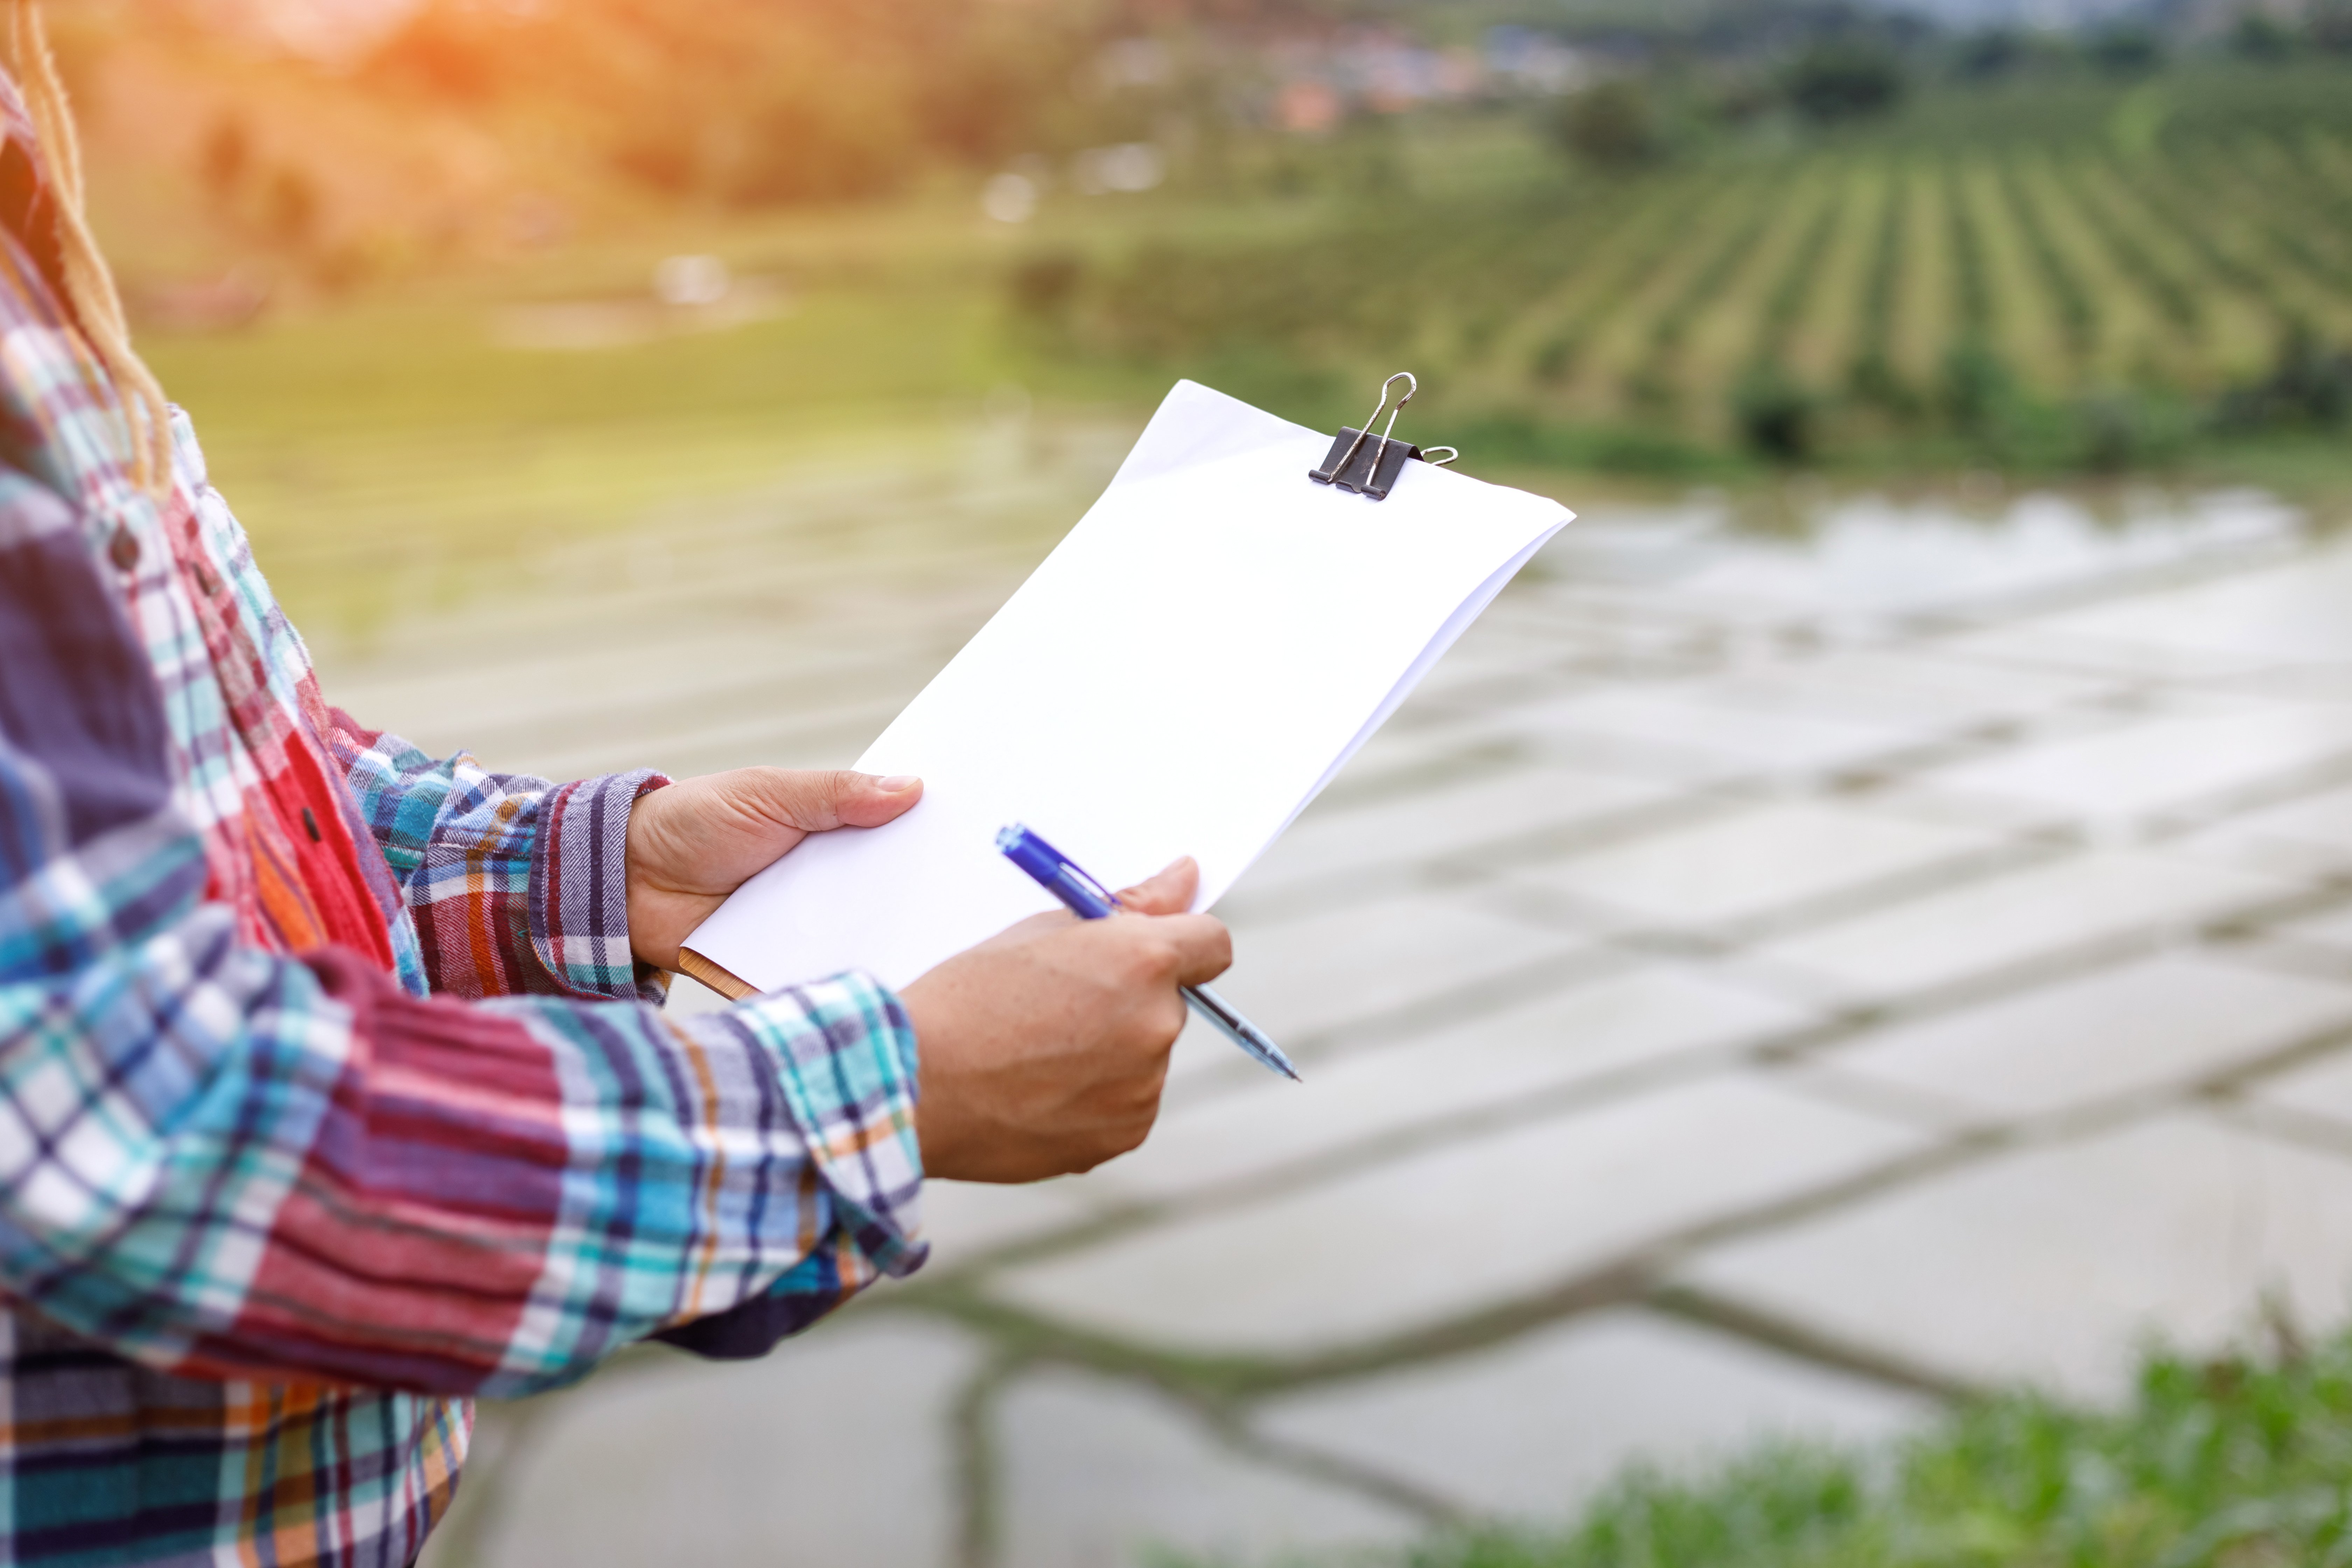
2231,9,2301,61
1952,29,2028,82
1009,252,1085,331
730,89,920,206
1706,69,1778,126
2087,26,2166,76
1941,339,2016,435
1785,40,1906,124
264,167,319,251
609,135,697,197
2315,1,2352,52
923,14,1090,166
1732,362,1814,461
2075,391,2176,472
200,114,250,200
2216,322,2352,430
1848,349,1917,416
1553,80,1661,168
359,0,1099,209
365,5,504,100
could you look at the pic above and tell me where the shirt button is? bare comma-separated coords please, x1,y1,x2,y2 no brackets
107,525,139,571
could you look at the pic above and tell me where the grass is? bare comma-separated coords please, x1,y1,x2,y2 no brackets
1230,1330,2352,1568
147,292,1009,638
136,187,1191,641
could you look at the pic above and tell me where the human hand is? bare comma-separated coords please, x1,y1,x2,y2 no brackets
625,769,924,970
902,857,1231,1183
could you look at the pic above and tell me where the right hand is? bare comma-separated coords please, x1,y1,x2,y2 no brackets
900,857,1232,1184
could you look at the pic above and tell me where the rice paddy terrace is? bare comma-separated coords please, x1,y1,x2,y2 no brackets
1070,63,2352,468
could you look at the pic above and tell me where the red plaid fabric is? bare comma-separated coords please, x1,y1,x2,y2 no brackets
0,68,924,1568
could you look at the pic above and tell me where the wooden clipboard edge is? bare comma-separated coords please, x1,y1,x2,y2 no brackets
676,946,758,1002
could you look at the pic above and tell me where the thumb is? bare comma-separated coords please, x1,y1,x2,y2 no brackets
741,769,924,833
1117,856,1200,916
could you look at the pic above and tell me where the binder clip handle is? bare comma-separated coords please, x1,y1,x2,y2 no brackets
1308,372,1458,500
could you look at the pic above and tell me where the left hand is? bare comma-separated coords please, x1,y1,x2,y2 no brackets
625,768,924,970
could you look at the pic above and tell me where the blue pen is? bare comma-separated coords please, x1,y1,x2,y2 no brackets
997,824,1302,1083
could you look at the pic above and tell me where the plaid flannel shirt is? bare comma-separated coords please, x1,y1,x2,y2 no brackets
0,76,925,1568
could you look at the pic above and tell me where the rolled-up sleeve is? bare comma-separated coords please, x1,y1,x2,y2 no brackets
0,464,926,1396
322,715,668,1005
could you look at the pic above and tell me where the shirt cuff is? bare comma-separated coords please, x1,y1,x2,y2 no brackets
527,768,670,1003
652,972,927,1360
736,970,927,1278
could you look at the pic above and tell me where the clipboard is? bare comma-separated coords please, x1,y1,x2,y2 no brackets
676,947,757,1001
676,374,1569,1000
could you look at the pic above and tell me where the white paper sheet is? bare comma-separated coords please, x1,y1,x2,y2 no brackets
684,380,1573,993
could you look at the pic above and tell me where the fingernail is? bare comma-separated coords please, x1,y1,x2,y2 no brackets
877,775,919,792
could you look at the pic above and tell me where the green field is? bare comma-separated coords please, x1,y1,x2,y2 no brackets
1040,62,2352,474
133,58,2352,653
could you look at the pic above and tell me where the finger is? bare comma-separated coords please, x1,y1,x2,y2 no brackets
1117,856,1200,916
741,768,922,833
1153,912,1233,987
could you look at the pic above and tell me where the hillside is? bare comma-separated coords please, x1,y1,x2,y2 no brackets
82,2,2352,493
1034,58,2352,472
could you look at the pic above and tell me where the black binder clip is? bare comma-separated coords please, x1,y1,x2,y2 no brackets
1309,371,1460,500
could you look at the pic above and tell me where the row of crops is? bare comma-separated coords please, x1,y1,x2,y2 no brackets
1032,93,2352,469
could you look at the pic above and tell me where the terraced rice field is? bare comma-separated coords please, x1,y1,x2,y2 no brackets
1082,69,2352,457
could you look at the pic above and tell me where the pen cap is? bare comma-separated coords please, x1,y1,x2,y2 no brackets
996,823,1122,914
995,823,1063,885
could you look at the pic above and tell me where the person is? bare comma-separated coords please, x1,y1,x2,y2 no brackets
0,7,1230,1563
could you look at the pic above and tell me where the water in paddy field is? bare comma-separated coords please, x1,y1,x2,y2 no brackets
360,432,2352,1568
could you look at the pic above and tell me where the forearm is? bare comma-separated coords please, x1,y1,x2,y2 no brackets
0,381,928,1398
0,911,924,1396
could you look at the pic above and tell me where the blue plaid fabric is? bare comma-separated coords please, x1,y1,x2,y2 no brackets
0,68,926,1568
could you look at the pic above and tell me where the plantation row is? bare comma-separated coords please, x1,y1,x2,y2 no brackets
1054,127,2352,462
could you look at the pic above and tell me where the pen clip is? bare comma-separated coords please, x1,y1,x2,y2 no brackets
1058,857,1123,912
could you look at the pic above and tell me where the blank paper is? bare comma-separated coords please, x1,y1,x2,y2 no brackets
683,380,1573,993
